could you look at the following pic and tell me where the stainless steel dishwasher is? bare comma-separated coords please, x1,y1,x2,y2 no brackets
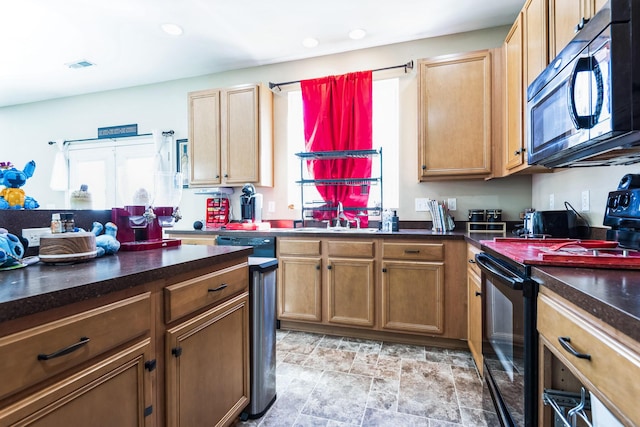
216,236,278,419
244,257,278,419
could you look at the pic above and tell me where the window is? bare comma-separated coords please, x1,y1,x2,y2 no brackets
287,78,400,212
67,138,160,209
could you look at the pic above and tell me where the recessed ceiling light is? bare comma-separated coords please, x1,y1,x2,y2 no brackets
161,23,183,36
302,37,319,48
349,29,367,40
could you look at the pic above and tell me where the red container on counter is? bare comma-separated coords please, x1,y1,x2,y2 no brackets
205,197,230,227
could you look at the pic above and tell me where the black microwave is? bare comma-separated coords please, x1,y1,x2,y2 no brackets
527,0,640,168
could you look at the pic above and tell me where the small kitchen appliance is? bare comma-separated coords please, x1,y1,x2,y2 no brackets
521,210,587,239
527,0,640,167
240,183,263,223
112,172,183,251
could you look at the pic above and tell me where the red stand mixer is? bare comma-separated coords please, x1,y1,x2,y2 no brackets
112,172,183,251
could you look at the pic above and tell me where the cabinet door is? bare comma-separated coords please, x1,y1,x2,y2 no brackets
0,339,153,427
381,260,444,335
549,0,583,59
591,0,607,14
165,292,249,427
327,257,375,327
221,85,260,184
467,267,483,376
523,0,548,87
418,50,492,180
189,89,222,186
277,256,322,322
504,13,525,171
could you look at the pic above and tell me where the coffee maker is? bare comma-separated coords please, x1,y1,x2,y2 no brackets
112,172,183,250
240,183,263,222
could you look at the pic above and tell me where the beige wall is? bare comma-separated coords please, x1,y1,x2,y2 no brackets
1,25,536,228
532,165,638,228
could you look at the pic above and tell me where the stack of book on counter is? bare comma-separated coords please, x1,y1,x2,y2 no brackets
427,199,455,232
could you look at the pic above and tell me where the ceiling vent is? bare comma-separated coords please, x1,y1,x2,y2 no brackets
66,60,96,69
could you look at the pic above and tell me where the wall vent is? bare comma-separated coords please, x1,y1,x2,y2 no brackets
66,60,96,69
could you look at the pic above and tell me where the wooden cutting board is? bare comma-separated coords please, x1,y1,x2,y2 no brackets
39,232,98,263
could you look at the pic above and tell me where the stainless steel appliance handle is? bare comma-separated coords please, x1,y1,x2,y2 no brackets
475,253,524,289
568,55,604,130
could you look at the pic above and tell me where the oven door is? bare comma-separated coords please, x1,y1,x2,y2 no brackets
475,253,538,427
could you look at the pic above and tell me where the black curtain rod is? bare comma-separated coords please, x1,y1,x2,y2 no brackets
268,60,414,90
48,130,174,146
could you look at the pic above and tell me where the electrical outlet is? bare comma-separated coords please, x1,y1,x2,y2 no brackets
267,201,276,213
22,227,51,247
415,198,430,212
581,190,590,212
447,198,457,211
549,194,555,209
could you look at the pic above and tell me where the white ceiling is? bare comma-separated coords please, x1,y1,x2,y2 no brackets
0,0,524,108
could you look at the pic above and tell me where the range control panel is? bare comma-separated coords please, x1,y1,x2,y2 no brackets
604,190,640,228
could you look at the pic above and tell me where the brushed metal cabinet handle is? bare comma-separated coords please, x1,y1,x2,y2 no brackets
37,337,90,361
558,336,591,360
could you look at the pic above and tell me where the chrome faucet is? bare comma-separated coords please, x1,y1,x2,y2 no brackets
334,202,350,228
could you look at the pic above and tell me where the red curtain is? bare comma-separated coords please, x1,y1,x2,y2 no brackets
301,71,373,225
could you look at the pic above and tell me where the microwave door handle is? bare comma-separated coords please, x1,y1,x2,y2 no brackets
475,253,524,289
568,56,604,129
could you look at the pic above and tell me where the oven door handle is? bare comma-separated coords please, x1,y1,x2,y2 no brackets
475,253,524,289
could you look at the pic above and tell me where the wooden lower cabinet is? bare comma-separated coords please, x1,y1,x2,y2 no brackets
166,232,218,245
278,256,322,322
466,245,483,376
538,288,640,426
381,260,444,334
0,254,251,427
165,292,250,427
277,237,466,341
0,339,152,427
327,257,375,327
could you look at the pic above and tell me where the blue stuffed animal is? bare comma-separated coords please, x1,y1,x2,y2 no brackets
0,228,25,268
0,161,40,209
91,221,121,256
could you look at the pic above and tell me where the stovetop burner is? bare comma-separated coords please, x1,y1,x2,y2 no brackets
482,238,640,270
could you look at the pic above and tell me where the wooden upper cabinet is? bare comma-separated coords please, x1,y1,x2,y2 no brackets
504,14,525,172
189,89,222,186
523,0,548,88
221,85,273,186
188,84,273,188
548,0,605,60
418,50,492,180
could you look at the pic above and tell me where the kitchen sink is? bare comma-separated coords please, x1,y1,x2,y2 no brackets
291,227,379,233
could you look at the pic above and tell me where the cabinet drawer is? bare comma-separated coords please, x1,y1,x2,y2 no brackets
279,239,321,256
538,292,640,425
0,292,151,400
327,240,374,258
165,262,248,322
467,245,481,277
382,242,444,261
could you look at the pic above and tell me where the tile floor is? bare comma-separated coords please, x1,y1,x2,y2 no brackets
235,330,499,427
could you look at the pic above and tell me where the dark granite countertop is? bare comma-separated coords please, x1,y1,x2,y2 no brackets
165,227,474,240
0,245,253,323
532,266,640,342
